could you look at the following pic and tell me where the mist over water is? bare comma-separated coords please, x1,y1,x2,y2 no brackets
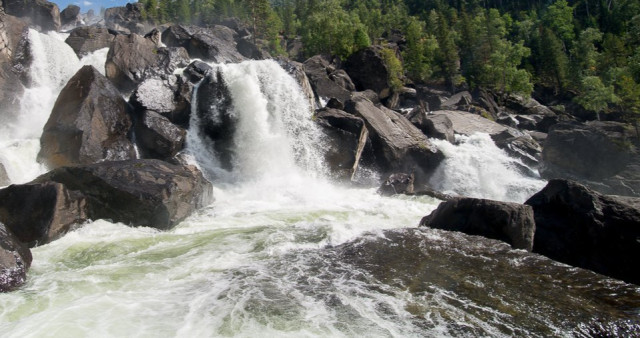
0,32,638,337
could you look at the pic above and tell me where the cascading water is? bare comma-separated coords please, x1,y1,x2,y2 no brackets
0,29,109,184
0,44,639,336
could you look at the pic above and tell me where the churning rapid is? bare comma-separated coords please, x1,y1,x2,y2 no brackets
0,31,639,337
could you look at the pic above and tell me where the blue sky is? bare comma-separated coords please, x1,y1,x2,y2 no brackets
51,0,135,15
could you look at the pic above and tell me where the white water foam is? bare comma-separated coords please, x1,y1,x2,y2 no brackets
429,133,546,203
0,30,108,184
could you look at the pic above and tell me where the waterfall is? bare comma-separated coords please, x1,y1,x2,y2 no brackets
188,60,327,184
0,30,108,184
429,133,546,203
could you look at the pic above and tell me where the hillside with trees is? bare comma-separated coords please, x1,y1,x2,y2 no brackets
137,0,639,122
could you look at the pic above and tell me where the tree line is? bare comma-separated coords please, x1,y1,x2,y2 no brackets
138,0,640,122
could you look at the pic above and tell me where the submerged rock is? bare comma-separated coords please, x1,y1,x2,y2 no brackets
420,198,536,251
34,159,213,230
38,65,136,169
0,182,88,247
0,223,31,292
378,173,414,196
525,179,640,285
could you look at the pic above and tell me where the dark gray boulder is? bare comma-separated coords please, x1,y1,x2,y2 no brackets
184,60,212,83
134,110,186,161
103,3,147,34
315,108,370,180
0,223,31,292
161,24,245,63
378,173,414,196
541,121,640,196
344,96,443,184
196,69,235,170
3,0,60,32
38,65,136,169
59,4,79,26
236,37,270,60
421,197,536,251
303,55,353,105
105,33,190,92
34,159,213,230
65,26,115,57
131,76,193,127
525,179,640,285
492,129,542,167
406,108,455,143
0,182,88,247
344,46,393,99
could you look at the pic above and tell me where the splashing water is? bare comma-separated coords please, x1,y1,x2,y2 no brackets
429,133,546,203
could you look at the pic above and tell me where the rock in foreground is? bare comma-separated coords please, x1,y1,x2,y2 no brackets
525,179,640,285
420,198,536,251
35,159,213,230
0,223,32,292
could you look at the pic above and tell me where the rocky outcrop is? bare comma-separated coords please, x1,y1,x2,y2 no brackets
277,58,315,110
34,159,213,229
405,108,455,143
525,179,640,285
59,5,79,26
303,55,353,105
0,12,29,119
315,108,370,180
183,60,212,83
38,65,136,169
378,173,414,196
161,24,245,63
344,46,393,99
431,110,509,137
196,69,235,170
0,182,87,246
65,26,115,57
3,0,60,31
421,198,536,251
130,75,192,127
103,3,147,34
105,33,190,92
345,96,443,184
492,129,542,167
541,121,640,196
134,110,186,161
0,223,31,292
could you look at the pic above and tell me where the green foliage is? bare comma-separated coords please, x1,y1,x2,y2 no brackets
402,17,433,82
574,76,620,120
542,0,575,48
379,48,404,91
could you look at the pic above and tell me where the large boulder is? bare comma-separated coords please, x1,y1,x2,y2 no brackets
277,57,315,110
3,0,60,31
134,110,186,161
541,121,640,196
405,108,455,143
420,198,536,251
38,65,136,169
0,11,29,119
34,159,213,229
0,223,31,292
344,96,443,184
183,60,212,83
303,55,353,106
103,3,147,34
344,46,393,99
105,33,190,92
161,24,245,63
59,5,79,26
315,107,370,180
525,179,640,285
130,75,192,127
65,26,115,58
0,182,87,247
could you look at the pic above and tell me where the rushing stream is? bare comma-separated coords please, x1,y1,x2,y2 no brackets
0,31,638,337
